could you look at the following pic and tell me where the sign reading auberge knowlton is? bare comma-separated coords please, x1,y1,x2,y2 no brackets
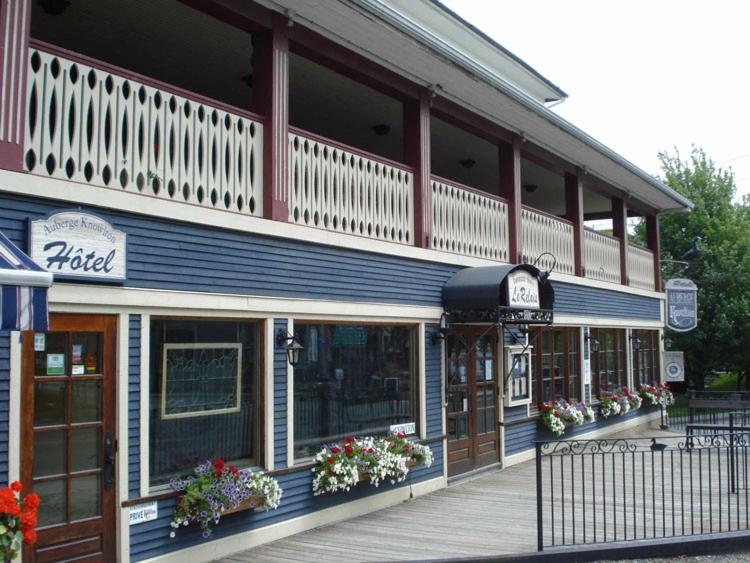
29,211,127,281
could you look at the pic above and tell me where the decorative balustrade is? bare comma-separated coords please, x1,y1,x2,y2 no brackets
288,129,413,244
24,45,263,215
627,243,656,290
521,207,575,275
430,177,508,261
583,228,621,284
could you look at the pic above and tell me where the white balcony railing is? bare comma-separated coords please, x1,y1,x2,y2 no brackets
430,177,508,261
627,244,656,290
521,207,575,275
288,129,414,244
25,46,263,215
583,229,621,284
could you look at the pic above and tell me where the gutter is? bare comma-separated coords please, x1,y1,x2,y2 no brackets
351,0,694,212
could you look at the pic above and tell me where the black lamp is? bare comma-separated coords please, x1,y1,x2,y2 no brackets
629,334,642,350
585,333,600,353
431,312,451,345
276,330,304,367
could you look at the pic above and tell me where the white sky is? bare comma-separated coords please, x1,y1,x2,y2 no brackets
440,0,750,201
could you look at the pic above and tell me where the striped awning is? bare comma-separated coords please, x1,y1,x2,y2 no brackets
0,231,53,331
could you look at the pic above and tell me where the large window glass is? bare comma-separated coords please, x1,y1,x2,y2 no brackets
149,319,260,486
293,323,416,458
531,327,581,404
590,328,626,394
632,330,660,386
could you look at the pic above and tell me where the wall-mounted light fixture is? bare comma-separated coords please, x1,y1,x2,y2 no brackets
458,158,475,169
630,334,642,350
523,184,538,193
41,0,70,15
276,330,304,367
585,333,600,353
370,124,391,136
431,312,451,346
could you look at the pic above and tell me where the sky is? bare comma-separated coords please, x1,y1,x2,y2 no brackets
440,0,750,201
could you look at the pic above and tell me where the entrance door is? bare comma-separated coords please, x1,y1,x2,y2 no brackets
446,327,500,477
22,314,117,562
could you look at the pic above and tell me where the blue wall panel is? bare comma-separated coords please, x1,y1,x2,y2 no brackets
274,319,288,469
0,333,9,483
128,315,141,499
554,282,661,321
425,324,442,438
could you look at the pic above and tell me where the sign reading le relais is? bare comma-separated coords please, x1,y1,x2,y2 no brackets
665,278,697,332
29,210,127,281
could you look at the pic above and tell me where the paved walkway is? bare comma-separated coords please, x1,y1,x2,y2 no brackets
218,423,673,562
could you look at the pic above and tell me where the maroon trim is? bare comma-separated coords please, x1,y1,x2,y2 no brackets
253,13,289,222
289,26,418,103
289,126,414,173
611,197,629,285
432,98,512,145
565,169,584,276
646,214,661,291
0,0,30,172
29,39,266,124
521,204,574,226
499,137,522,263
431,174,508,204
404,90,431,247
521,144,576,177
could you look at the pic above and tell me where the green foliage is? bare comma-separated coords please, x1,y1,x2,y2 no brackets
707,373,740,391
644,147,750,388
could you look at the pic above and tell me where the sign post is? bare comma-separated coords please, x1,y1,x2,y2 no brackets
665,279,697,332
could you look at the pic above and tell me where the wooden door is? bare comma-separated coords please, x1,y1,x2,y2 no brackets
22,314,117,562
446,327,500,476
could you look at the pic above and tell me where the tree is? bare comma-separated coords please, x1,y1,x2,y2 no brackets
646,147,750,389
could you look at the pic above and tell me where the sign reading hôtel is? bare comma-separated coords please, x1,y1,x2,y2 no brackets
29,211,127,282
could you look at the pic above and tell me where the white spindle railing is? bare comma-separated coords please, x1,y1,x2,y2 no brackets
627,244,655,290
521,207,575,274
583,229,621,284
430,178,508,261
25,47,263,215
288,130,413,244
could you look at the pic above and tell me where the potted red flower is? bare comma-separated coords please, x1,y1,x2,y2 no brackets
0,481,39,561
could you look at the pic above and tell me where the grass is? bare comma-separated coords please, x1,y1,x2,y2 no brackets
708,372,742,391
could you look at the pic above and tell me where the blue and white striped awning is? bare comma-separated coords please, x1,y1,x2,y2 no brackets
0,231,53,331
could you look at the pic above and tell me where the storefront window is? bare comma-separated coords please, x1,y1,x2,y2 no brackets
149,319,259,486
293,323,416,459
633,330,659,386
531,327,581,404
590,328,626,393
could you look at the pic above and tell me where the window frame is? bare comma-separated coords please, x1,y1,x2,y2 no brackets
146,315,266,489
590,327,627,394
531,326,582,405
290,320,421,463
632,329,660,387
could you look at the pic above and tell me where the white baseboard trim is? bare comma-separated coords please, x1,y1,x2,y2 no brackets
502,409,662,469
139,475,446,563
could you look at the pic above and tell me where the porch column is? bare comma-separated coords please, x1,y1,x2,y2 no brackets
646,214,662,291
565,168,585,277
612,197,629,285
404,89,431,248
499,136,522,264
0,0,31,172
253,13,289,222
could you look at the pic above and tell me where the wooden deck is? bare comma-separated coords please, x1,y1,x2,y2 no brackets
217,425,740,562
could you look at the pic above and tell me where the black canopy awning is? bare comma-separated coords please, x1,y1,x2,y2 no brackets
442,264,554,324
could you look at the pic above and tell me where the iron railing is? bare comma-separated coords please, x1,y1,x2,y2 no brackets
669,391,750,431
535,432,750,551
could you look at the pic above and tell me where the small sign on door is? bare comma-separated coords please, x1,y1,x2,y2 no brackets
129,501,158,525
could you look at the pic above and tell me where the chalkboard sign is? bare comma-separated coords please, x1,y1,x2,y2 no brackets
161,343,242,419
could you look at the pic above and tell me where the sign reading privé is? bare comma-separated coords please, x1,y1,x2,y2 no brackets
507,270,540,309
665,279,697,332
29,211,126,282
128,502,158,525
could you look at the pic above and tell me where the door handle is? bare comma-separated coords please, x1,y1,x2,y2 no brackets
104,433,115,491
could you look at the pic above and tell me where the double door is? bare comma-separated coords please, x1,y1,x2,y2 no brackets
22,314,117,562
446,327,500,476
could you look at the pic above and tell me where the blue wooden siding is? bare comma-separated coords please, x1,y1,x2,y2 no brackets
0,333,9,483
128,315,141,498
425,324,442,438
274,319,287,469
0,193,661,320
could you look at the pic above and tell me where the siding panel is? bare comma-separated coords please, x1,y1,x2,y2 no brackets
128,315,141,498
274,319,287,469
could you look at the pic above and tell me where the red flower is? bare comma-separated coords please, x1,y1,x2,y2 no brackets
10,481,22,493
553,412,561,418
386,437,392,442
396,432,405,439
403,444,410,451
22,529,37,545
368,448,374,454
343,436,355,444
330,446,340,454
327,456,335,464
24,493,40,509
344,445,354,455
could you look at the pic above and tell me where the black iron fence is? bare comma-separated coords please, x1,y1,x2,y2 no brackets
668,391,750,431
535,431,750,551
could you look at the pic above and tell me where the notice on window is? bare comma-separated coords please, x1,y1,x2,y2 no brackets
72,344,83,364
583,359,591,386
47,353,65,375
34,333,45,352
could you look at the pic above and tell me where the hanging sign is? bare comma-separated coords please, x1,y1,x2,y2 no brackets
663,351,685,382
665,279,697,332
29,211,126,282
506,270,540,309
129,502,158,525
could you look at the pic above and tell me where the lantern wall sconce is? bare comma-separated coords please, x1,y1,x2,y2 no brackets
276,330,304,367
585,333,600,353
431,313,451,346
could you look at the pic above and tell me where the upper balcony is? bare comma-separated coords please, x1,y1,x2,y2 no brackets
5,0,663,293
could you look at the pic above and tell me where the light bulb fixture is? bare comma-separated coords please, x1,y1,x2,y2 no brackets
585,333,600,353
458,158,475,169
276,330,304,367
370,124,391,136
523,184,538,193
430,312,451,345
629,334,642,350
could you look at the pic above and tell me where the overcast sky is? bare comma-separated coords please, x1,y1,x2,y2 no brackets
440,0,750,201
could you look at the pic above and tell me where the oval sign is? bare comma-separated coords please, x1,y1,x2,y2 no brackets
665,278,697,332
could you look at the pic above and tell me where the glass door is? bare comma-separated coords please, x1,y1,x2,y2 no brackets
22,314,117,562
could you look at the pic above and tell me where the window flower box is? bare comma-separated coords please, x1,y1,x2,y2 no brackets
539,400,595,437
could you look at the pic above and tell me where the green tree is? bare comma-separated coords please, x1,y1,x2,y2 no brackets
648,147,750,389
